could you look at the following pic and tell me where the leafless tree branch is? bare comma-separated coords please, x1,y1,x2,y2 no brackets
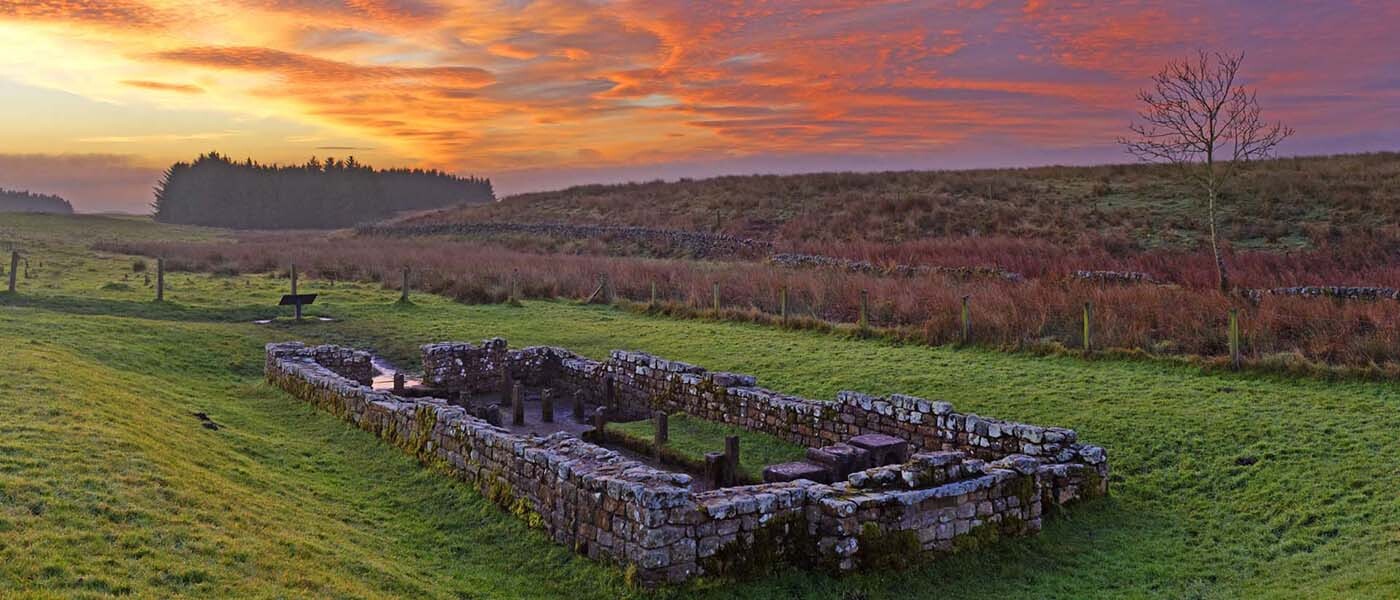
1116,50,1293,292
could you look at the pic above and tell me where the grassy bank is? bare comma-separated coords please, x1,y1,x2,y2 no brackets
4,214,1400,598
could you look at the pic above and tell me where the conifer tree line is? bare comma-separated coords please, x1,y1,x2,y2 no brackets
152,152,494,229
0,187,73,214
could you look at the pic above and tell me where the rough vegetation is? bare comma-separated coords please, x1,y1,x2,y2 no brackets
103,232,1400,374
406,152,1400,252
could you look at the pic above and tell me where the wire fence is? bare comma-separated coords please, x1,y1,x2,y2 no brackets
59,239,1400,375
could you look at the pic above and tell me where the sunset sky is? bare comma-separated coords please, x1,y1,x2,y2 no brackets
0,1,1396,212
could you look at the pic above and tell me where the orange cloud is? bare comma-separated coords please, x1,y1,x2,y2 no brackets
0,0,1395,187
121,79,204,93
0,0,165,28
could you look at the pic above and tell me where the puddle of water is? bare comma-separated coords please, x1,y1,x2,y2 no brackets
371,354,422,390
251,317,336,324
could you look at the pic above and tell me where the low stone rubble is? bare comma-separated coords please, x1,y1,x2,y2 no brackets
768,252,1025,282
267,338,1109,585
1243,285,1400,302
360,221,773,259
1071,270,1154,284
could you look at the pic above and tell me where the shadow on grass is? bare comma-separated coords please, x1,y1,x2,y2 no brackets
0,292,305,323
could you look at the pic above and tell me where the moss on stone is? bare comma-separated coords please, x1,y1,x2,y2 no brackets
699,513,816,580
949,520,1001,554
854,522,921,571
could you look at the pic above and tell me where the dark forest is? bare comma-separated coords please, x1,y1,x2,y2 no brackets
0,188,73,214
151,152,493,229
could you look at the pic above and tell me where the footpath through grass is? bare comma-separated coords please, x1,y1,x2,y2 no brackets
4,214,1400,599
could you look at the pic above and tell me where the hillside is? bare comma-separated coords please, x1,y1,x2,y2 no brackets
0,187,73,214
8,214,1400,598
403,152,1400,252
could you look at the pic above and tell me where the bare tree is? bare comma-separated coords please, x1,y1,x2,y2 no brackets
1119,50,1292,292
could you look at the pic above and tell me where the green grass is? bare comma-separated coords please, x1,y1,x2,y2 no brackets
608,414,808,483
4,214,1400,598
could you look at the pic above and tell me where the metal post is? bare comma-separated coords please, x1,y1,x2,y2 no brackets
290,263,302,320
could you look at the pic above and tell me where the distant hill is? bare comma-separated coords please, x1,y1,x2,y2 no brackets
152,152,494,229
0,188,73,214
400,152,1400,252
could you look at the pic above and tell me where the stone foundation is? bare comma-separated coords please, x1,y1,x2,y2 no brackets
268,339,1109,585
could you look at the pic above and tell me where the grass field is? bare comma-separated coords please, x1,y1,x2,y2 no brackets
4,214,1400,598
608,414,809,483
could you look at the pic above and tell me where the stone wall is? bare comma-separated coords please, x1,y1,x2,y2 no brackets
304,344,375,385
268,342,700,583
267,339,1109,585
535,348,1104,474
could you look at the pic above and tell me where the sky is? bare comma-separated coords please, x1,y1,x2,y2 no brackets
0,1,1396,213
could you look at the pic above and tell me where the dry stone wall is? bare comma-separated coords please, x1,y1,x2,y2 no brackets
269,339,1109,585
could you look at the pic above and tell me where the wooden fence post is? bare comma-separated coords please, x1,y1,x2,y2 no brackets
650,281,657,308
858,289,869,330
156,257,165,302
712,283,720,314
780,286,788,323
1082,301,1093,353
400,266,410,303
1229,308,1241,370
510,268,520,303
8,251,18,293
960,295,972,345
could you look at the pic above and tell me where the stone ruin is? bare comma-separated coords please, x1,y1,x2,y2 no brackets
266,338,1109,585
